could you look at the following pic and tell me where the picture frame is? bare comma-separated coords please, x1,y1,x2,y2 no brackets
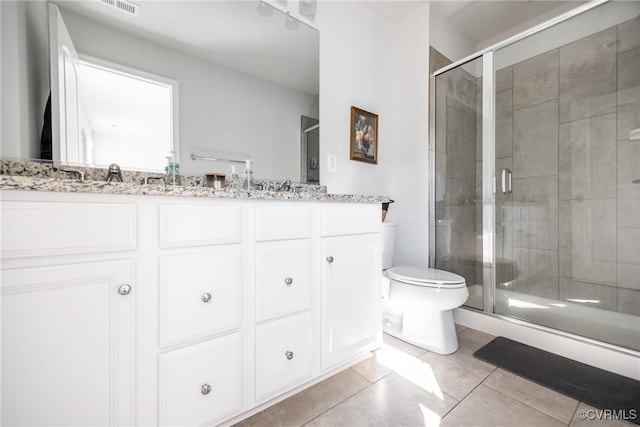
349,106,378,164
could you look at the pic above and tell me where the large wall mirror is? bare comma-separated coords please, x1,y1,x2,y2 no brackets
11,0,319,182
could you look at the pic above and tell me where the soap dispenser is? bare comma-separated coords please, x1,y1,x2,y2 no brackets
243,159,254,190
165,151,182,186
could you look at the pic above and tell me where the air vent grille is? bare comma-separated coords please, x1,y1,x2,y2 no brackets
99,0,139,16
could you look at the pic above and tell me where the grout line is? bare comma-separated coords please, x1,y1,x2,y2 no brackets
301,378,375,426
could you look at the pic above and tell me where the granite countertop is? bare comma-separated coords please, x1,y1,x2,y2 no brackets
0,160,390,203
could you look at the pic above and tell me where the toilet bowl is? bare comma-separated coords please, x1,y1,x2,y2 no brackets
381,223,469,355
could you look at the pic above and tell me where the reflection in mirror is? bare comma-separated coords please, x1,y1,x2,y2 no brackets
3,0,319,181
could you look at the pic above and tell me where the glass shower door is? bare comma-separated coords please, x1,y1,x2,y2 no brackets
491,1,640,351
433,56,484,310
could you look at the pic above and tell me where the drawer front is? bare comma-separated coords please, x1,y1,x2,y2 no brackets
159,333,242,426
320,203,381,236
1,201,136,258
255,241,312,322
159,204,242,248
160,248,242,347
255,205,312,241
256,312,313,400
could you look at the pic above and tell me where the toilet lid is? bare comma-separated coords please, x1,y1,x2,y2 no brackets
385,266,466,288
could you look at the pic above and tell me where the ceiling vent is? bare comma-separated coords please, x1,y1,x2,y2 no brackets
99,0,140,17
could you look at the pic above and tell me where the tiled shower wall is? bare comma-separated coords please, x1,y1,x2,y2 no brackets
501,16,640,316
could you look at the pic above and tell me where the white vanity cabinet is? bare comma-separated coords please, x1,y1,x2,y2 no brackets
0,193,136,427
253,204,317,402
320,203,382,370
157,202,244,426
0,190,382,426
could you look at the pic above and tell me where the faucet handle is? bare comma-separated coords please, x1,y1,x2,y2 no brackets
106,163,123,183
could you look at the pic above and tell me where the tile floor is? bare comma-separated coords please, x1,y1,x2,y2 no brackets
235,326,636,427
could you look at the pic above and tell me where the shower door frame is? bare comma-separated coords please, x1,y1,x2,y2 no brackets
427,0,639,354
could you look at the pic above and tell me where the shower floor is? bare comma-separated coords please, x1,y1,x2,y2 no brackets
465,284,640,352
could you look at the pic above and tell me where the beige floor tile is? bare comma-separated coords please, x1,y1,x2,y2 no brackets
569,403,638,427
383,333,427,358
457,327,495,346
235,368,369,427
455,323,468,334
305,373,459,427
441,384,566,427
419,337,496,401
350,351,392,383
483,368,579,423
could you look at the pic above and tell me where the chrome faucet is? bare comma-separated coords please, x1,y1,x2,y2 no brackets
276,179,292,192
106,163,123,182
56,166,86,182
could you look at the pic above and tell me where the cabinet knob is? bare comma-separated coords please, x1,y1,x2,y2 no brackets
284,277,293,286
201,293,212,303
201,383,212,395
118,284,132,295
285,350,294,360
326,256,334,263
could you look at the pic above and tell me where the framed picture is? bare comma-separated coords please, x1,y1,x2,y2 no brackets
350,106,378,164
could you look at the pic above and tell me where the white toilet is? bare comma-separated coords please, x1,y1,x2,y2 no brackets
381,222,469,354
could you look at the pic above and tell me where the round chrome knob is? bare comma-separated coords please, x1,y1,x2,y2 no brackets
284,277,293,286
118,284,132,295
326,256,334,263
285,351,294,360
201,293,212,303
201,384,211,395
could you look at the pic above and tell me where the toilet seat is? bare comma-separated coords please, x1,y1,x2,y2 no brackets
385,266,466,289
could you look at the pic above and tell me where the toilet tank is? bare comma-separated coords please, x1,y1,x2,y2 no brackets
381,222,397,270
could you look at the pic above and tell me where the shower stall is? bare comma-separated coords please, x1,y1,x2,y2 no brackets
431,0,640,353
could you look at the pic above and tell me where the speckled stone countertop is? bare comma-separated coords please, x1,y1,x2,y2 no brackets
0,159,391,203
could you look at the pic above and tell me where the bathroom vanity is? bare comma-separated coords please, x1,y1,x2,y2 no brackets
0,172,384,426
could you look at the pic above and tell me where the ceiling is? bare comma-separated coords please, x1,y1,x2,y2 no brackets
361,0,583,47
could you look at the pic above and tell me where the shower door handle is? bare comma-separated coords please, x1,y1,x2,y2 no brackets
501,169,512,194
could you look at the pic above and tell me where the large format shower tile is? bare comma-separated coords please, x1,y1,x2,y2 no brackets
617,140,640,228
559,114,616,200
559,277,617,311
618,288,640,316
618,16,640,53
512,175,559,251
617,47,640,141
496,66,513,93
441,385,566,427
513,49,558,110
617,228,640,291
496,89,513,159
559,200,617,284
559,27,617,122
513,101,559,179
482,369,579,424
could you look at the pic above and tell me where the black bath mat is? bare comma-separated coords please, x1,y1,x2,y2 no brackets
474,337,640,425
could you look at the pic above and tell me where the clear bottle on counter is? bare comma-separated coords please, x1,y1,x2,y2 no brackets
243,159,254,190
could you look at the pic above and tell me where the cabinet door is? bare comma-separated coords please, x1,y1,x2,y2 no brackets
1,260,135,426
322,234,381,370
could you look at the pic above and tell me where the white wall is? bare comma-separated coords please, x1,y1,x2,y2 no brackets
0,1,49,159
429,7,476,65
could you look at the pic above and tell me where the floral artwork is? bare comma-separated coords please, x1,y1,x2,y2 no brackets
350,106,378,164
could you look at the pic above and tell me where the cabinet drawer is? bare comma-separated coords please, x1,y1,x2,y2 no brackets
159,248,242,347
159,204,242,248
320,203,381,236
255,241,312,322
256,312,313,400
159,333,242,426
1,201,136,258
255,205,312,241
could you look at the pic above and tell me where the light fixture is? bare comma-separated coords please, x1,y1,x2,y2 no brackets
284,12,299,30
257,0,273,17
299,0,317,17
